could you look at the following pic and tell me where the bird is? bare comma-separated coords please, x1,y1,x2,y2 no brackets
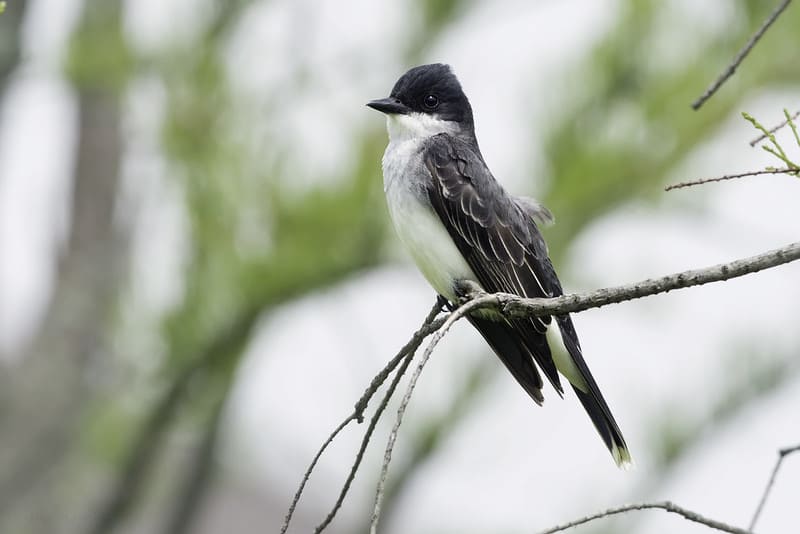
367,63,631,467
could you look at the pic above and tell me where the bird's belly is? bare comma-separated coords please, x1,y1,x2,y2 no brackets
386,185,478,302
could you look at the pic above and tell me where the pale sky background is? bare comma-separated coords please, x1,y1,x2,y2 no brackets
0,0,798,533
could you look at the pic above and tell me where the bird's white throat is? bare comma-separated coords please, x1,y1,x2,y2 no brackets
386,112,460,142
381,115,478,302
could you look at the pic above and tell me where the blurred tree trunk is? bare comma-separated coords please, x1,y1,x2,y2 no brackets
0,1,129,531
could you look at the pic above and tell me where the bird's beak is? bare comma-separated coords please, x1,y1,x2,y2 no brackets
366,97,410,115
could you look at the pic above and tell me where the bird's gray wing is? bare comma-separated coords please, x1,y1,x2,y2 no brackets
422,133,564,396
422,133,630,463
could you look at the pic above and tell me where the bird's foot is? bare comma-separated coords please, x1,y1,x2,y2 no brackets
453,279,483,304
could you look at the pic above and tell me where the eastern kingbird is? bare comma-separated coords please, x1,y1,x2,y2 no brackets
368,64,631,467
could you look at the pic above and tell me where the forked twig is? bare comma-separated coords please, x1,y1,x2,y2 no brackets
313,342,417,533
369,295,485,533
280,299,445,534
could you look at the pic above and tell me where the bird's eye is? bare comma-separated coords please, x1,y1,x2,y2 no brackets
423,94,439,109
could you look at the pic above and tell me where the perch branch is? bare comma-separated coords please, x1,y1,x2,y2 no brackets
461,242,800,319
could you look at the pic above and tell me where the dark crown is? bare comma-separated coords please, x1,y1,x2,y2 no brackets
390,64,473,125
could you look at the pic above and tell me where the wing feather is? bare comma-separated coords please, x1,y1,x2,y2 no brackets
422,133,562,393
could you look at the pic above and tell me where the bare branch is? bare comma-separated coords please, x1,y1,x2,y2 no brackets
461,242,800,319
536,501,751,534
313,335,418,533
749,443,800,530
369,297,479,533
299,240,800,532
280,418,355,534
664,168,799,191
362,241,800,531
691,0,792,110
750,109,800,146
280,298,444,534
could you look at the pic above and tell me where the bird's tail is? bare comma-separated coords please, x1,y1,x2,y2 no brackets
556,315,632,468
571,385,631,468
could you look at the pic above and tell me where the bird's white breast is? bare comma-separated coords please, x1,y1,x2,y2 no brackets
382,130,478,302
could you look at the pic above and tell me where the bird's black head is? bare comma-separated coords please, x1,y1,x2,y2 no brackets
367,64,474,127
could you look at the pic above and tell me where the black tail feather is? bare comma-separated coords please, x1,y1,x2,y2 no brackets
467,316,544,404
557,315,631,467
571,385,631,467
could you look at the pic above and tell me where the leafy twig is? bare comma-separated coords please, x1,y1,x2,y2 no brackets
691,0,792,110
750,110,800,146
743,112,800,169
784,108,800,148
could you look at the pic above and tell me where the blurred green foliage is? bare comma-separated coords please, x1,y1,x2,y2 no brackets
541,1,800,254
66,1,132,92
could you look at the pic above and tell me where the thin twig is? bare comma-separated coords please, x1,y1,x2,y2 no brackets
280,417,355,534
353,298,448,423
691,0,792,110
462,241,800,319
749,443,800,530
537,501,752,534
369,297,483,533
664,168,799,191
281,298,444,534
750,110,800,146
313,334,419,533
